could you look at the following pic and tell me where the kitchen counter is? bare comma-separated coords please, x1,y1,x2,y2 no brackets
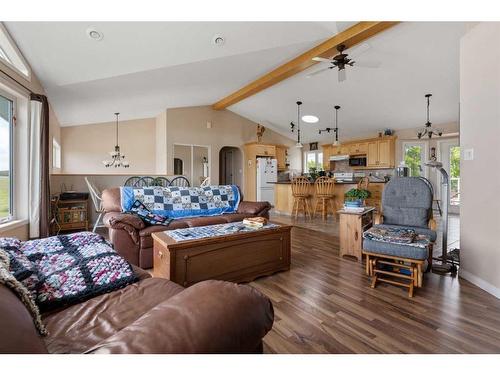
273,180,386,215
269,180,387,185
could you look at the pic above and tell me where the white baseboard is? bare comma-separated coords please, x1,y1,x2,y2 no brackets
459,269,500,299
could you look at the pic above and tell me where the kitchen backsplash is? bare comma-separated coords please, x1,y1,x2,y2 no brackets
329,160,395,179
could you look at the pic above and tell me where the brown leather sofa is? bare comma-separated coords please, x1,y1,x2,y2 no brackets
0,266,274,354
102,187,271,268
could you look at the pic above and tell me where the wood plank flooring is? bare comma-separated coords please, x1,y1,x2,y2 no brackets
249,225,500,354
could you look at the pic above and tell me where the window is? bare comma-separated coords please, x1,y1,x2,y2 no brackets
304,151,323,173
0,93,14,223
52,138,61,169
0,24,30,79
403,142,427,177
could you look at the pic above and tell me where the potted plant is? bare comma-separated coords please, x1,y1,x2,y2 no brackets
344,188,371,207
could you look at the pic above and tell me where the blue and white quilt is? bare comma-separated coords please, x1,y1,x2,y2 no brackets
120,185,241,219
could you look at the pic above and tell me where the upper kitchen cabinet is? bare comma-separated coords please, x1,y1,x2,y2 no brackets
275,145,288,171
322,135,396,170
349,142,368,155
366,137,396,168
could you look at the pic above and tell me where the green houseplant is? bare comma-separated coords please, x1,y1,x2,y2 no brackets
344,188,371,207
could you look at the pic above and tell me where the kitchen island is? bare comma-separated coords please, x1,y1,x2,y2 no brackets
271,180,386,216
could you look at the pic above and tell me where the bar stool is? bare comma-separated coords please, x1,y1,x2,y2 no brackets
313,177,336,220
291,176,312,219
357,176,370,190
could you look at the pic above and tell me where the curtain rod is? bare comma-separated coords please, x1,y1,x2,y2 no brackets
0,67,35,94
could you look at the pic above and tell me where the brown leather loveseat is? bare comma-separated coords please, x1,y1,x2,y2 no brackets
0,266,274,354
102,187,271,268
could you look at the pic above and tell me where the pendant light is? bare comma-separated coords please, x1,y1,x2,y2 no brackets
417,94,443,139
102,112,130,168
290,101,303,148
318,105,341,146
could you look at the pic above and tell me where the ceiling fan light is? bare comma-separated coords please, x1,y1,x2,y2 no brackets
295,142,303,148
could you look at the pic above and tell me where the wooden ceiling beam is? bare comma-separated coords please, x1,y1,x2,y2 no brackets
212,21,399,110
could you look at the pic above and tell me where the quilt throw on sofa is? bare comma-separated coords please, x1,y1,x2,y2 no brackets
0,232,137,312
120,185,241,219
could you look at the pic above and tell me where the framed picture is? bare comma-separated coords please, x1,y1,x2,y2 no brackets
309,142,318,151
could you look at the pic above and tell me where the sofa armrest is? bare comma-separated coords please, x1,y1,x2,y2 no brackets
87,280,274,354
237,201,271,216
103,212,145,231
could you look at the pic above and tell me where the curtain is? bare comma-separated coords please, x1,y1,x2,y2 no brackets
29,94,50,238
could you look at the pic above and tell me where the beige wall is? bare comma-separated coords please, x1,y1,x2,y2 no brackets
60,117,156,174
459,22,500,298
155,110,167,174
165,106,296,190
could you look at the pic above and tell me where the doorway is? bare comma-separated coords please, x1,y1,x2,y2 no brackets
219,147,242,186
439,139,460,214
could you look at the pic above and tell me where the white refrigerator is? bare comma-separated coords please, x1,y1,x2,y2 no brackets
256,158,277,205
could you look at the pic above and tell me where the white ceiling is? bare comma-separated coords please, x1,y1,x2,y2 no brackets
4,21,466,141
231,22,467,142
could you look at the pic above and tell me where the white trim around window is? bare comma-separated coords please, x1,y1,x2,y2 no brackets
402,141,429,178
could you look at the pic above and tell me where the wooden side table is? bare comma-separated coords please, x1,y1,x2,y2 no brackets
338,207,374,261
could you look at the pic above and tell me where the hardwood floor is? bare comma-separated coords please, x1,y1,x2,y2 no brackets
250,223,500,354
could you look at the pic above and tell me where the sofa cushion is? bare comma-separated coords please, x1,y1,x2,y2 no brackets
236,201,271,215
0,285,48,353
139,221,190,238
183,216,228,227
42,278,184,353
221,213,249,223
102,187,122,213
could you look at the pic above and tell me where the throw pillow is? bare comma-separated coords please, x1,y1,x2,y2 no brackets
129,199,172,226
0,249,47,336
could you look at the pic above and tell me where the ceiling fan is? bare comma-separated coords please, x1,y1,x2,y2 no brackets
307,43,380,82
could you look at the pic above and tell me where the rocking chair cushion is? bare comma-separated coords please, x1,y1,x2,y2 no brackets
363,238,428,260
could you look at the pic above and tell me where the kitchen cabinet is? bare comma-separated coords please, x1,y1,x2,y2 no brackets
322,145,332,170
349,142,368,155
321,136,396,170
275,145,288,171
366,138,395,168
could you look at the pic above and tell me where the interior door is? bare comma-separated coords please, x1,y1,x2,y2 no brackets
439,139,460,214
223,150,234,185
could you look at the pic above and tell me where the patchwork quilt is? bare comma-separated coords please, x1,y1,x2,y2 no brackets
363,227,430,249
120,185,241,219
0,232,137,312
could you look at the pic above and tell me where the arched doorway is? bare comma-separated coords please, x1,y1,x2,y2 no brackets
219,146,242,186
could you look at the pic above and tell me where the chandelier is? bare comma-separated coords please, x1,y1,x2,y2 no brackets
290,101,303,148
417,94,443,139
102,112,130,168
319,105,341,146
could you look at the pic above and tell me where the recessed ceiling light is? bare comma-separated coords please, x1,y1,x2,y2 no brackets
212,34,225,46
302,115,319,124
86,27,103,41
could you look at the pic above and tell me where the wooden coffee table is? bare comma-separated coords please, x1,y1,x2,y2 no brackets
151,223,291,287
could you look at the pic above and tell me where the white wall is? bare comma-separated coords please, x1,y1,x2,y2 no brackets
459,22,500,298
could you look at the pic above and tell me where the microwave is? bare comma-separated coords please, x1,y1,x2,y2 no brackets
349,156,367,167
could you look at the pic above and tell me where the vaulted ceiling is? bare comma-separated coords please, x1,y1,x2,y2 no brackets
5,21,466,142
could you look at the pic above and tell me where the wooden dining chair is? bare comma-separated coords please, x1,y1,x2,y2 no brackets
313,177,336,220
291,176,312,219
357,176,370,190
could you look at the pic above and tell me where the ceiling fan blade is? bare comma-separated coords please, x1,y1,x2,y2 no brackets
348,43,371,58
355,60,381,68
338,69,346,82
312,56,332,63
306,66,333,78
